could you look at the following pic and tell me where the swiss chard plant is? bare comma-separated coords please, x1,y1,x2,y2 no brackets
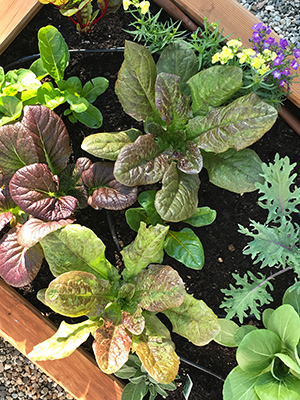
0,25,108,128
28,221,220,385
220,154,300,323
0,105,137,287
82,40,278,222
215,290,300,400
126,189,217,270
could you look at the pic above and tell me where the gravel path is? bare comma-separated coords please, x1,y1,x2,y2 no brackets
0,337,75,400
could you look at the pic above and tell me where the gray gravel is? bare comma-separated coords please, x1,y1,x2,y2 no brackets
0,337,75,400
236,0,300,45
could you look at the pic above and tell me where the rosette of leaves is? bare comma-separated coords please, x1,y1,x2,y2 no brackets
0,105,137,287
126,189,217,270
0,25,108,128
215,290,300,400
28,221,220,385
82,40,278,222
220,154,300,323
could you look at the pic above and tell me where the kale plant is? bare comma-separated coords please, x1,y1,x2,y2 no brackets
28,221,220,385
0,25,108,128
82,40,277,222
0,105,137,287
221,154,300,323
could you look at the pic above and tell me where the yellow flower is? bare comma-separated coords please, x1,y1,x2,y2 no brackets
250,54,264,69
123,0,132,10
237,52,247,64
38,0,67,4
227,39,243,51
212,53,220,64
243,48,256,57
139,0,150,14
219,46,234,64
258,65,270,76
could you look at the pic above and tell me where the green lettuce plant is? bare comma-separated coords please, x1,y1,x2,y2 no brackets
126,189,217,270
28,221,220,385
215,289,300,400
221,154,300,323
0,25,108,128
82,40,277,222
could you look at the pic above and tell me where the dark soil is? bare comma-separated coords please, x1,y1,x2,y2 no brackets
1,3,300,400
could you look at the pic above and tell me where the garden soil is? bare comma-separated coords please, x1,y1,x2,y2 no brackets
1,3,300,400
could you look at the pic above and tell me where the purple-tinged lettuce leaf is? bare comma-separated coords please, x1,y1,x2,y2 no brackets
133,264,186,312
114,134,169,186
164,228,205,270
155,73,192,128
188,93,277,153
155,162,200,222
29,319,98,361
81,129,141,161
0,122,39,177
132,312,179,384
187,66,243,116
156,42,198,96
0,186,27,229
203,148,263,193
172,141,203,174
0,227,44,287
122,309,145,335
40,224,119,282
16,105,72,175
115,41,157,122
17,217,74,248
93,321,132,374
121,222,169,280
81,162,138,210
9,163,78,221
163,294,220,346
0,212,13,231
43,271,111,317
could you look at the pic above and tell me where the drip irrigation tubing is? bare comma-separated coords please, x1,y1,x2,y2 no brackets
105,210,122,252
179,356,225,381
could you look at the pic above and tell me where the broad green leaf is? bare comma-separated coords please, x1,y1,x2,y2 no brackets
66,94,89,113
133,264,185,312
138,190,164,226
268,304,300,351
183,206,217,227
40,224,119,281
121,222,169,280
115,41,157,121
237,329,282,373
132,313,180,384
223,366,260,400
58,76,82,94
187,65,243,116
214,319,239,347
72,103,103,128
254,372,300,400
81,77,109,103
156,41,198,95
234,325,258,346
155,72,192,128
114,134,169,186
43,271,112,317
0,96,23,126
125,208,148,232
163,294,220,346
262,308,274,329
81,129,141,161
114,355,140,379
155,162,200,222
4,68,41,91
203,148,263,193
30,58,49,79
164,228,205,270
28,319,98,361
93,321,132,374
189,93,277,152
274,353,300,375
121,382,148,400
38,25,69,82
37,82,66,109
283,282,300,316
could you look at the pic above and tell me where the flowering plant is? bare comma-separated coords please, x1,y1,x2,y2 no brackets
212,23,300,107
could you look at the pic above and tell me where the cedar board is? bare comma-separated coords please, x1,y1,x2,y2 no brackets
170,0,300,108
0,0,42,55
0,279,123,400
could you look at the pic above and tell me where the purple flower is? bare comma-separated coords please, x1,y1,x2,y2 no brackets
272,69,282,79
294,48,300,58
279,38,289,49
265,26,272,35
252,31,262,43
252,22,263,31
282,68,291,76
273,53,285,66
279,80,286,87
290,59,299,70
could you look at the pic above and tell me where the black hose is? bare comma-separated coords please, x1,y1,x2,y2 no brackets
179,356,225,381
105,210,122,252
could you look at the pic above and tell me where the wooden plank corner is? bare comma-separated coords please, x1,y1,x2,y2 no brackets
0,279,124,400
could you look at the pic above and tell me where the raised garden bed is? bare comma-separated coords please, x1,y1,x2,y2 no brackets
1,2,300,400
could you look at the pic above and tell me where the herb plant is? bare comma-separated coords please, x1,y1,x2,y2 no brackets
82,40,277,222
0,25,108,128
28,221,220,385
0,105,137,287
126,190,217,270
221,154,300,323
